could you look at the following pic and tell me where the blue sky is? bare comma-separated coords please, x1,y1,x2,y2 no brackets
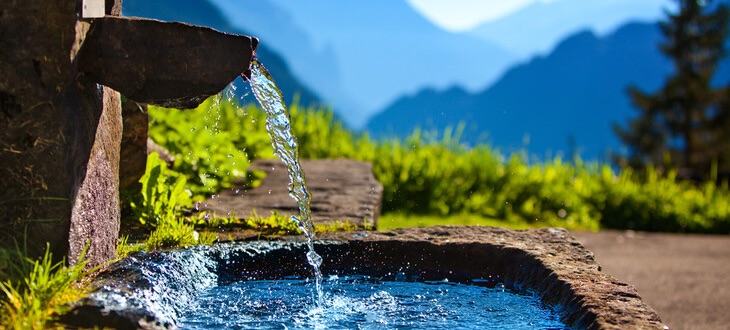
406,0,557,31
406,0,673,32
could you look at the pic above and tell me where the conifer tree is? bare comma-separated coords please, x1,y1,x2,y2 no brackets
615,0,729,178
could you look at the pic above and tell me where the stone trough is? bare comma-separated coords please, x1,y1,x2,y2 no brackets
202,158,383,230
62,226,667,329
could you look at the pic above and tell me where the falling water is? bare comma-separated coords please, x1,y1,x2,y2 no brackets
245,60,324,305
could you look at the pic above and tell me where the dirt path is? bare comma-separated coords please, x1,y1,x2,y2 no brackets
571,230,730,330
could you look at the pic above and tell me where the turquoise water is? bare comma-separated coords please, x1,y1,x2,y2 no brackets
179,276,569,329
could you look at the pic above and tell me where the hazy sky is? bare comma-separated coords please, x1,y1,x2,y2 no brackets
406,0,557,31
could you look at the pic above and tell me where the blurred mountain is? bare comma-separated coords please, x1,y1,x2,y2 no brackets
467,0,672,59
209,0,357,124
212,0,516,127
121,0,729,158
367,22,676,160
121,0,321,109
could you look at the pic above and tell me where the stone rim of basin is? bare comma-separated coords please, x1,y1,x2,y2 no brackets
60,226,667,330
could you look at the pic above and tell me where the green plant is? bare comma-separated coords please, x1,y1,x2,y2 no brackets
617,0,730,176
145,218,216,250
0,245,89,329
148,97,269,200
191,210,366,235
591,166,730,233
197,231,219,246
242,210,301,235
314,220,362,233
284,104,730,233
124,152,220,251
130,152,192,227
145,97,730,234
116,236,145,258
378,213,554,231
189,211,241,229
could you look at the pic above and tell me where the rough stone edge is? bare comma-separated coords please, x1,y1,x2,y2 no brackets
202,158,383,230
318,227,667,330
65,226,667,329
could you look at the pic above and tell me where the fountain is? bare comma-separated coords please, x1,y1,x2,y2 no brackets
2,2,668,329
61,227,667,329
62,62,666,328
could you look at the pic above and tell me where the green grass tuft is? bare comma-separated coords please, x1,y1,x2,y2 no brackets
0,245,89,329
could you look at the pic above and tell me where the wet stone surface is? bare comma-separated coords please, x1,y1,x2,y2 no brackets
318,227,668,330
65,226,666,330
202,159,383,230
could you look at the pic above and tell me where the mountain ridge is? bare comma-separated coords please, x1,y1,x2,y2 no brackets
467,0,672,59
367,22,674,160
216,0,516,126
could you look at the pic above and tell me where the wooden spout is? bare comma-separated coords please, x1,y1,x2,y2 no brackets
77,16,258,108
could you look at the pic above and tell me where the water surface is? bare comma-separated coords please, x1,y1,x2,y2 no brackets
179,276,569,329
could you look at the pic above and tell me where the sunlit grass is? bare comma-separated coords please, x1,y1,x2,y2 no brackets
144,97,730,234
0,245,90,330
377,212,597,231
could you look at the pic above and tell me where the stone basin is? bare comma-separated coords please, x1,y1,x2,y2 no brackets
62,226,667,329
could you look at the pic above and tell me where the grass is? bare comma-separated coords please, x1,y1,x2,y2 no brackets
192,210,371,235
376,212,591,231
115,236,145,259
141,97,730,234
145,218,217,250
0,245,90,330
6,91,726,329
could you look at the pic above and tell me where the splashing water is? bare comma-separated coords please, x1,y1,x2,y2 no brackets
246,60,324,305
179,275,569,329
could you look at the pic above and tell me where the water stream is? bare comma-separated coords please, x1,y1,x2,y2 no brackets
245,60,324,305
73,62,573,329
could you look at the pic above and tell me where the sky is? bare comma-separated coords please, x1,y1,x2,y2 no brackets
406,0,557,32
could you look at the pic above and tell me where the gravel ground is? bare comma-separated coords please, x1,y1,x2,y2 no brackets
571,230,730,330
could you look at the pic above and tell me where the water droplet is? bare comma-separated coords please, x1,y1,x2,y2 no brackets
307,250,322,268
